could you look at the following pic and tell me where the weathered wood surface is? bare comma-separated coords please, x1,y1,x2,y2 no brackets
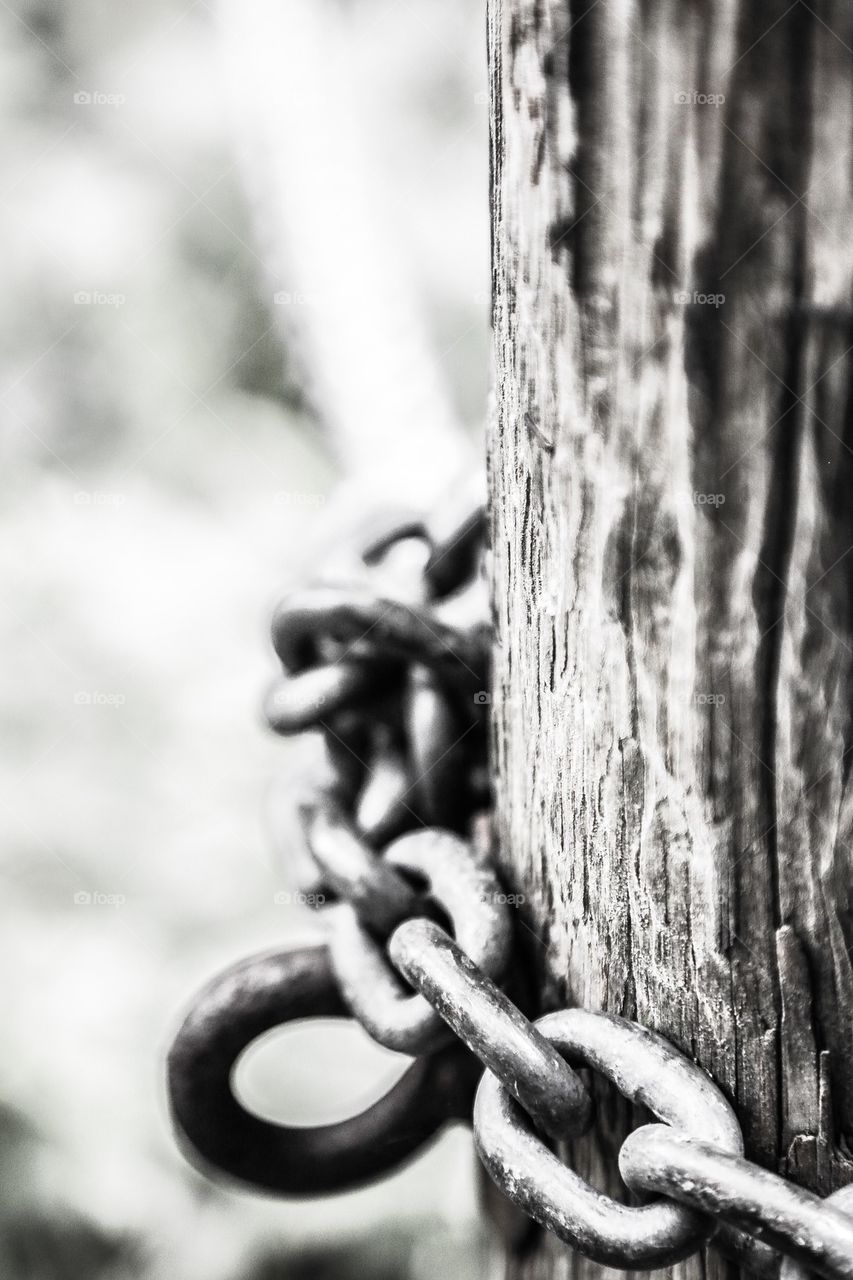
487,1,853,1276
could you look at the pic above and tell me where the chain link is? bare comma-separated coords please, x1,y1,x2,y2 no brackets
327,828,512,1054
620,1127,853,1279
167,498,853,1278
475,1009,744,1269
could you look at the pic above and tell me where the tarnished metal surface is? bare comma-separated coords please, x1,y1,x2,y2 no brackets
780,1186,853,1280
328,829,512,1054
167,944,479,1196
302,795,418,934
713,1228,781,1279
389,917,592,1139
473,1010,743,1270
620,1126,853,1280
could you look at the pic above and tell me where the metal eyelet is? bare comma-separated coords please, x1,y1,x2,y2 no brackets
328,829,512,1055
473,1008,743,1270
167,945,478,1196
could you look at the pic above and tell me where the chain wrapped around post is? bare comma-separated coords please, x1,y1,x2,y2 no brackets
167,494,853,1279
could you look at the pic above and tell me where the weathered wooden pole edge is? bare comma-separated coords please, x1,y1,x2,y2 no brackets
487,1,853,1276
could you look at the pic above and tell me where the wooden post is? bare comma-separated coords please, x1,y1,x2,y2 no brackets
487,2,853,1276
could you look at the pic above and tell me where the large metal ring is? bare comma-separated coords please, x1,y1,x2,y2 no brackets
329,829,512,1055
620,1126,853,1280
167,945,478,1196
473,1009,743,1270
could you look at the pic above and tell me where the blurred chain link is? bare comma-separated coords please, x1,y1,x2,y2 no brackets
168,499,853,1279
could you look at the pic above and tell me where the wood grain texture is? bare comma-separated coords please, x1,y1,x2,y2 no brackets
487,1,853,1276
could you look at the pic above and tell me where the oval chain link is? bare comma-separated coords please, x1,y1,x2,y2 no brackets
327,828,513,1054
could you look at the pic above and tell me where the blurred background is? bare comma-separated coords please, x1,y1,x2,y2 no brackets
0,0,491,1275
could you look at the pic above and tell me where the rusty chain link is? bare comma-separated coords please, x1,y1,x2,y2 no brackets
167,498,853,1278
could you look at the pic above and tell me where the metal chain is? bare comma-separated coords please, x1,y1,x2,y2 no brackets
167,499,853,1279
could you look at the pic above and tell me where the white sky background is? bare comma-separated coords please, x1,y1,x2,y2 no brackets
0,1,490,1275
